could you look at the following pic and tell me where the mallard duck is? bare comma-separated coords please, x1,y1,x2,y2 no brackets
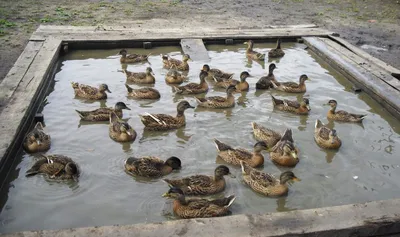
165,69,187,84
71,82,111,100
314,119,342,149
124,156,181,178
270,130,299,167
202,64,234,80
327,100,366,123
26,154,79,181
75,102,131,121
241,161,299,197
163,165,232,195
268,38,285,58
162,54,191,71
124,67,155,84
256,63,279,90
125,84,160,99
23,122,51,153
271,96,310,115
109,112,136,142
214,71,250,91
119,49,150,63
195,85,236,109
139,100,195,131
244,40,265,61
251,122,282,148
214,139,267,168
271,74,309,93
173,70,209,95
162,187,236,219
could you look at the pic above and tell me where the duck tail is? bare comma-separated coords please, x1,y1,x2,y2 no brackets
25,157,48,177
125,84,133,93
271,95,277,105
315,119,323,129
162,179,175,188
213,139,232,151
240,161,251,175
195,96,206,103
75,110,85,119
172,86,183,94
281,129,293,143
251,122,259,130
71,82,79,89
226,195,236,208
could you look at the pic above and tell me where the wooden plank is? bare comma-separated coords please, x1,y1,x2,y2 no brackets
2,198,400,237
180,39,210,61
0,38,61,188
328,35,400,74
0,41,43,113
30,27,334,41
319,37,400,91
303,37,400,119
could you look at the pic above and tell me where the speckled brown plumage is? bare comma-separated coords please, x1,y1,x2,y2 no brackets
71,82,111,100
327,100,366,123
125,84,160,99
26,154,79,181
119,49,150,63
271,74,309,93
244,40,265,60
271,96,310,115
75,102,131,121
124,156,181,178
173,71,209,95
23,122,51,153
314,119,342,149
162,54,190,71
109,112,136,142
268,38,285,58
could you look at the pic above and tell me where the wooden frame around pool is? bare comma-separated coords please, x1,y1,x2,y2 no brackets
0,24,399,237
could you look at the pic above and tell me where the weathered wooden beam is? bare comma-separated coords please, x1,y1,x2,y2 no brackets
2,199,400,237
0,38,61,189
303,37,400,119
180,39,210,61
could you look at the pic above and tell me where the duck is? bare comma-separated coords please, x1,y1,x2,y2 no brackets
244,40,265,61
251,122,283,148
268,38,285,58
173,70,209,95
118,49,150,63
109,112,136,142
314,119,342,149
256,63,279,90
163,165,232,195
270,130,299,167
165,69,187,84
162,54,191,71
271,74,309,93
214,71,250,91
326,100,366,123
240,161,300,197
271,96,311,115
23,122,51,153
71,82,111,100
75,102,131,121
162,187,236,219
139,100,195,131
202,64,234,81
26,154,80,181
124,156,181,178
214,139,268,168
195,85,236,109
124,67,155,84
125,84,160,99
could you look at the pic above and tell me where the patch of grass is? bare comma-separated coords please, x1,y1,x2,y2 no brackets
40,16,55,23
0,19,16,28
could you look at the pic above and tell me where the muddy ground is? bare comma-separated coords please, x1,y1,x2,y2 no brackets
0,0,399,81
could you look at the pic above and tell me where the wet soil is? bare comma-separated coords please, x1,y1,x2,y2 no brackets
0,0,399,81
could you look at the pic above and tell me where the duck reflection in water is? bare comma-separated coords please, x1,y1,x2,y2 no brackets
139,127,192,143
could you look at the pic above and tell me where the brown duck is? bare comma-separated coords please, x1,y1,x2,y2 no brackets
256,63,279,90
268,38,285,58
173,70,209,95
163,165,233,196
75,102,131,121
271,74,309,93
326,100,366,123
271,96,311,115
119,49,150,63
139,100,195,131
23,122,51,153
124,156,181,178
71,82,111,100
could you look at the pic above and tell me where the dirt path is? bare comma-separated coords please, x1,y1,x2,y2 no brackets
0,0,399,81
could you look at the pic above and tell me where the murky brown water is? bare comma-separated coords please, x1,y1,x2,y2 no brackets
1,42,400,233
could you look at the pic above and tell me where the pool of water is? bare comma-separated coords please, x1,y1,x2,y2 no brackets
1,42,400,233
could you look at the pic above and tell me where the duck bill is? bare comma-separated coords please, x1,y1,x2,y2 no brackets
161,192,170,198
228,172,236,178
293,177,301,182
125,106,131,110
290,151,298,159
188,104,195,109
106,88,112,93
